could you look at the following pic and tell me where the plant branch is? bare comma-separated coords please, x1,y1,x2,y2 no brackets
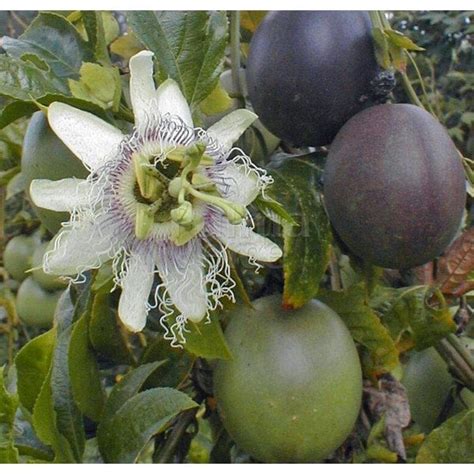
230,11,244,105
154,407,198,463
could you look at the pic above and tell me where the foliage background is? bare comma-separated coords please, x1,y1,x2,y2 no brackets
0,10,473,464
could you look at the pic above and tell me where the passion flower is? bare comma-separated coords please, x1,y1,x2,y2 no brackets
30,50,282,345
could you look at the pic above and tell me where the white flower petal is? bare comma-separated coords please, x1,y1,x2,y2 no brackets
129,50,157,131
156,79,193,128
48,102,124,171
118,253,155,332
207,109,257,152
30,178,91,212
215,220,282,262
156,240,207,323
217,163,260,206
45,220,120,276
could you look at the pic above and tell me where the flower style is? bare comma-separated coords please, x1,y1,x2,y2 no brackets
30,50,282,344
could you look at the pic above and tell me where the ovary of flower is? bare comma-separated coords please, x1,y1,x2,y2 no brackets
29,49,282,346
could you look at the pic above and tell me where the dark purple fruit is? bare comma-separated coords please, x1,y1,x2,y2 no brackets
246,11,378,147
324,104,466,269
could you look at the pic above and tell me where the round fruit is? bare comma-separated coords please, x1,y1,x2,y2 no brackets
31,241,67,291
402,348,454,433
4,235,35,282
324,104,465,269
21,111,88,234
246,11,378,146
16,277,62,327
402,340,474,433
213,295,362,463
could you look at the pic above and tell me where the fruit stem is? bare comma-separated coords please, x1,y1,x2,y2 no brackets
230,11,244,105
154,407,198,463
435,334,474,391
406,52,437,117
400,73,425,109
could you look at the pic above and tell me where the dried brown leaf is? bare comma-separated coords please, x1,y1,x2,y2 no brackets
364,375,411,460
436,228,474,296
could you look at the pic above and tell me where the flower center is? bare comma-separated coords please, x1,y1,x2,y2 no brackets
131,141,247,244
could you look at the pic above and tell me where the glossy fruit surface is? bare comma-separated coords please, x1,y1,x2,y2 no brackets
4,235,35,282
246,11,378,146
21,111,88,234
324,104,465,269
31,241,67,291
213,294,362,463
16,277,62,327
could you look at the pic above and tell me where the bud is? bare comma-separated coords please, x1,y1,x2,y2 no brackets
170,201,194,227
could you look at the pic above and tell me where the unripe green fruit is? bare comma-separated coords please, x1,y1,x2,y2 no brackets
16,277,62,328
21,111,88,234
31,241,67,291
214,295,362,463
4,235,35,282
402,338,474,433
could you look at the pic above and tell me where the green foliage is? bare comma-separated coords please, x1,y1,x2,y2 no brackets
0,368,19,463
319,284,399,378
267,152,332,308
416,409,474,462
127,11,228,107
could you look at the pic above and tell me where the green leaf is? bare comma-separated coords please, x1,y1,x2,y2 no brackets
319,284,399,378
110,31,143,60
0,368,19,463
371,28,391,70
68,62,121,111
127,11,228,106
268,153,332,309
371,286,456,351
240,11,267,32
0,55,66,102
69,312,105,422
2,12,93,78
101,361,167,421
89,292,133,365
416,409,474,462
184,313,232,360
253,193,298,227
199,80,233,116
98,387,197,463
81,11,113,66
32,290,86,462
385,29,425,52
15,329,56,413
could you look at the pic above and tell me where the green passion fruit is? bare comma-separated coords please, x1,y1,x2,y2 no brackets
21,111,88,234
16,277,63,328
324,104,466,269
402,339,474,433
4,234,35,282
213,295,362,463
246,11,379,146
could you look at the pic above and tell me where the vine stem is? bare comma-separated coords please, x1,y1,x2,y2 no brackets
230,11,244,105
154,407,198,463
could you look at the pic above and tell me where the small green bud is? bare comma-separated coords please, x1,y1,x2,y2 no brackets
168,177,183,198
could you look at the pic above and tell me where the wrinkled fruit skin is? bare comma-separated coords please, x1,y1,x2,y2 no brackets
324,104,466,269
4,235,35,282
246,11,378,146
22,111,88,234
16,277,62,328
213,295,362,463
